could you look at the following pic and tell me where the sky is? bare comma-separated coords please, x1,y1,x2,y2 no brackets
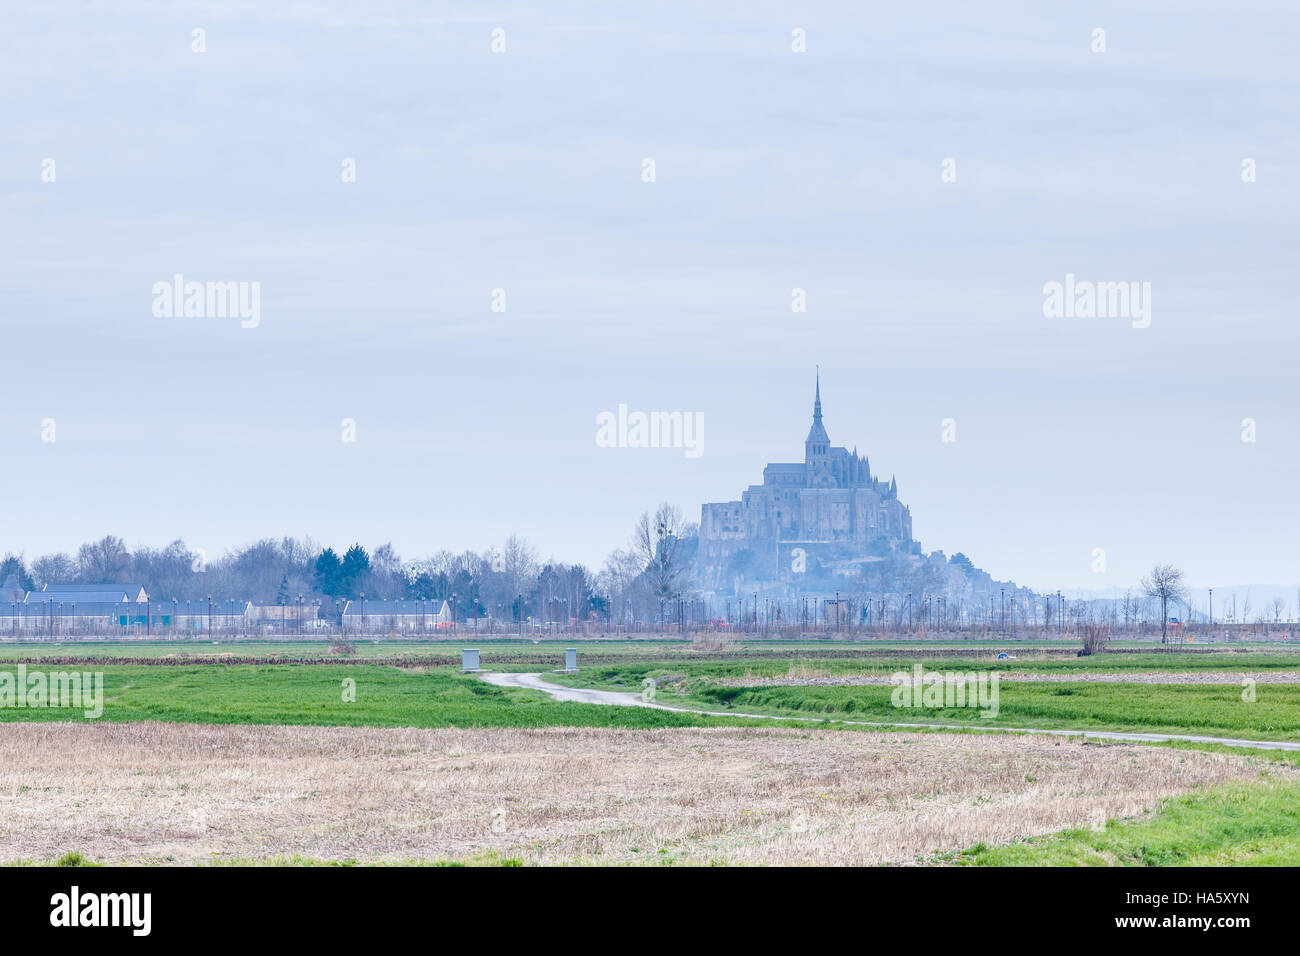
1,1,1297,592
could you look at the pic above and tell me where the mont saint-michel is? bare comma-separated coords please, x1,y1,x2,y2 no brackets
693,377,1014,610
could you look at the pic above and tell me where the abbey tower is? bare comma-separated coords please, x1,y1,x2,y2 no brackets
696,375,916,593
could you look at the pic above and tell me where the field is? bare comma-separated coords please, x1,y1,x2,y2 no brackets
2,638,1299,865
3,721,1292,867
0,666,715,730
546,667,1300,742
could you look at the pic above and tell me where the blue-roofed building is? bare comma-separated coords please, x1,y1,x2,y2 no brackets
26,588,133,605
31,582,149,603
4,598,250,635
341,599,451,633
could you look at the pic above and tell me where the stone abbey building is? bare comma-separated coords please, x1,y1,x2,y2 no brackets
696,376,918,593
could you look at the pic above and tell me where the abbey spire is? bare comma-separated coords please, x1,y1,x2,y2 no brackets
804,370,830,462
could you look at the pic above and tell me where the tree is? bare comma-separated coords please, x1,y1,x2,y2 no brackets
0,555,34,592
367,542,405,599
76,535,131,581
634,503,689,624
1120,590,1137,632
314,548,344,598
128,539,198,600
597,547,644,628
340,544,371,598
478,537,539,621
949,553,976,576
31,553,76,589
1141,564,1186,644
408,568,444,601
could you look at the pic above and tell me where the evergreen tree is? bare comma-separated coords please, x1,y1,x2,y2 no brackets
314,548,343,598
340,544,371,598
0,555,35,592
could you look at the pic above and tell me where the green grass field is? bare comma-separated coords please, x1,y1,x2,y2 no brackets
0,664,726,729
689,682,1300,741
539,656,1300,742
950,778,1300,865
3,641,1300,741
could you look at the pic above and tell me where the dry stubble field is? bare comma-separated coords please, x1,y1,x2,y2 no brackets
0,721,1273,865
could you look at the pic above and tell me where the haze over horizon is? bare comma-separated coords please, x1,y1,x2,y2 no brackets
3,1,1297,593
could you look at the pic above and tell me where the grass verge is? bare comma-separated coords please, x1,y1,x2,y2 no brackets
948,777,1300,865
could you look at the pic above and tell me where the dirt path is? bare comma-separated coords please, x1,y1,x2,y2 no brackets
481,671,1300,752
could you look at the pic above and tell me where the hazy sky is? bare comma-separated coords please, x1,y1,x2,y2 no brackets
2,1,1297,592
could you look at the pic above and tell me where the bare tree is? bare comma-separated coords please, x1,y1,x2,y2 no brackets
597,547,643,628
1141,563,1186,644
1121,590,1137,632
76,535,131,582
634,502,689,625
31,552,76,589
1079,616,1113,656
503,536,539,612
367,542,406,599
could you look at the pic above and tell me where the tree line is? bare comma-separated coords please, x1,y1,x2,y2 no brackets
0,507,688,625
